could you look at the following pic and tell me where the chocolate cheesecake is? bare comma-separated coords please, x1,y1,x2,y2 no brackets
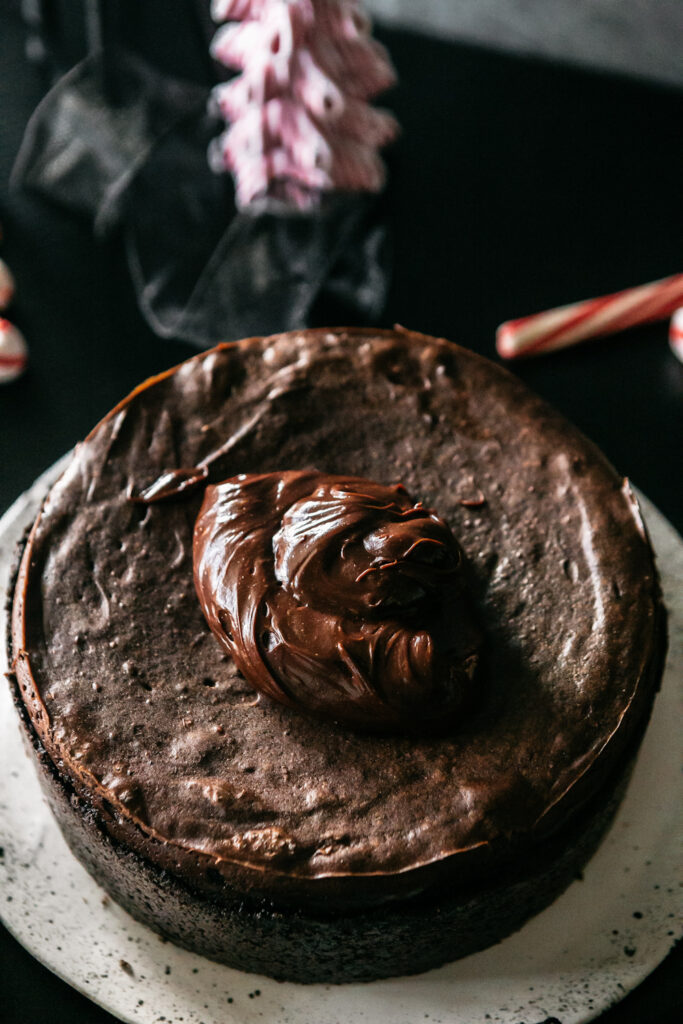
8,327,666,982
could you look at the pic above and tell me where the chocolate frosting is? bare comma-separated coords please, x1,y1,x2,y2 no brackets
10,328,664,911
194,471,479,731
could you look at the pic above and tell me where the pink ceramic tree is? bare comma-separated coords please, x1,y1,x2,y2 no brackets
208,0,399,209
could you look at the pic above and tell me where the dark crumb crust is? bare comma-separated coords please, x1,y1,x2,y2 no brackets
4,659,649,983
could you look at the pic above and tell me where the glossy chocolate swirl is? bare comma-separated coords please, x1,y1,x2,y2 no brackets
193,471,480,731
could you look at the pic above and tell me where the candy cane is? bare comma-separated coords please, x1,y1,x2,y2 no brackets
496,273,683,359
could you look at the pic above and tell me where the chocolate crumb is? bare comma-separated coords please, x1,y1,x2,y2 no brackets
459,491,486,507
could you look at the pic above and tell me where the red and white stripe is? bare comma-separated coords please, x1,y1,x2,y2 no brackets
669,307,683,364
0,318,28,383
496,273,683,359
209,0,398,209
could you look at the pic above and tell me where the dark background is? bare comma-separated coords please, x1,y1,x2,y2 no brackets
1,2,681,1021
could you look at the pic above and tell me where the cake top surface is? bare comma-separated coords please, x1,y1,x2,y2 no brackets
12,327,662,908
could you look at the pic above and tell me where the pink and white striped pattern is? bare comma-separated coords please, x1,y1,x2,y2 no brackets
0,318,28,384
669,307,683,364
208,0,398,209
496,273,683,359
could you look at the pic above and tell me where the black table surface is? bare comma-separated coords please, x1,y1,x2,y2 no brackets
1,7,681,1023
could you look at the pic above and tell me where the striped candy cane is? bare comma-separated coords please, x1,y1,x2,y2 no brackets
0,257,15,310
496,273,683,359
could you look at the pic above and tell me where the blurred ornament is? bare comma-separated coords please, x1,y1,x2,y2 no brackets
0,258,16,310
0,319,29,383
669,307,683,364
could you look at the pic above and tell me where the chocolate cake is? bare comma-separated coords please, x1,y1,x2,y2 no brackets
8,327,666,982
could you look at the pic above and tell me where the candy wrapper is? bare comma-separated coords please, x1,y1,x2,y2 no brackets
11,7,395,348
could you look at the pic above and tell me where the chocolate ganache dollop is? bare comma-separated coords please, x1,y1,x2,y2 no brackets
193,471,480,731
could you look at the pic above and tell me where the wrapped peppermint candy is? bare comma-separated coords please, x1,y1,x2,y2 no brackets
0,258,16,311
0,226,27,383
0,319,28,384
669,307,683,364
208,0,399,209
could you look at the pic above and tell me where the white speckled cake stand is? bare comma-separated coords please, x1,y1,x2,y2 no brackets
1,458,681,1024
